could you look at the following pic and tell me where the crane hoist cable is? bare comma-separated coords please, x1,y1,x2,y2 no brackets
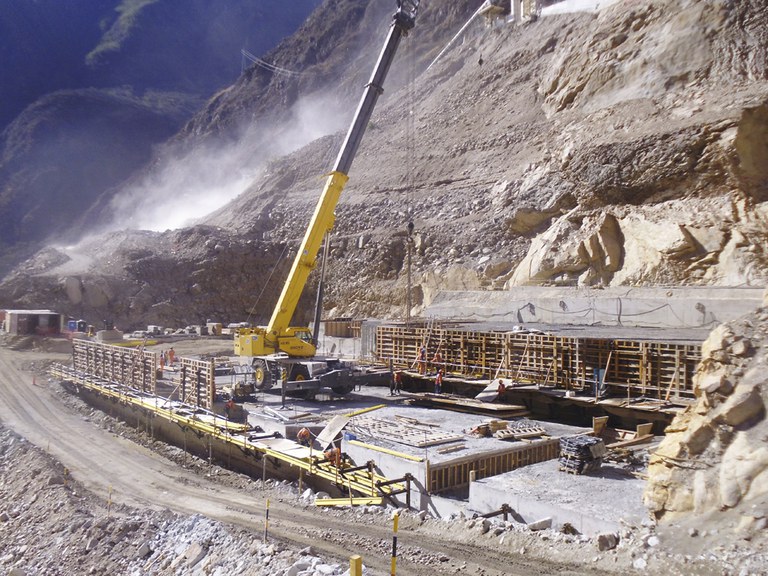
241,49,303,77
245,241,290,326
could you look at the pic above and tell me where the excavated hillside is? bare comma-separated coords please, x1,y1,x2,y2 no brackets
0,0,767,330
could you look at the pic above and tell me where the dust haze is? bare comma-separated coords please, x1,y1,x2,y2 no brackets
105,92,348,233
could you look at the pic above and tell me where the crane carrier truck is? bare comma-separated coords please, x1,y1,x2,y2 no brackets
233,0,421,398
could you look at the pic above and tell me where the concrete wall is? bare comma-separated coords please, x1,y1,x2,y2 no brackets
70,384,347,495
426,287,765,329
343,440,432,512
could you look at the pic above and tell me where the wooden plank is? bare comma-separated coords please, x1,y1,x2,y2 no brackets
316,415,352,451
606,433,654,449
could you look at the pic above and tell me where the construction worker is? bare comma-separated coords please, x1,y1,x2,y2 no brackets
418,346,427,375
297,427,311,447
434,369,444,394
224,398,235,419
497,379,505,401
324,446,342,468
168,347,176,364
393,370,402,395
431,350,443,372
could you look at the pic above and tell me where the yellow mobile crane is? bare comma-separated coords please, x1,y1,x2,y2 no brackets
234,0,420,396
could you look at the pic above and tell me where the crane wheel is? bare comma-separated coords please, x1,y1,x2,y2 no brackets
290,364,311,381
253,359,273,390
331,384,355,395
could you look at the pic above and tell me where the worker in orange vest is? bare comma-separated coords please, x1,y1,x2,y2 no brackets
324,446,342,468
431,350,443,372
297,427,311,447
417,346,427,375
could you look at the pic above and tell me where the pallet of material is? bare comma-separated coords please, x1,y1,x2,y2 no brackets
558,435,606,475
406,394,529,418
494,425,547,441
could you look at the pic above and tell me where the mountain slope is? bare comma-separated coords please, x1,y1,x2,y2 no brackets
0,0,321,272
0,0,766,332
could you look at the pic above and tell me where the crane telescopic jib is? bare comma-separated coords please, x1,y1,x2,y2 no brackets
235,1,420,370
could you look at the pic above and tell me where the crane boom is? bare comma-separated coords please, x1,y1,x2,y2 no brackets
236,1,420,359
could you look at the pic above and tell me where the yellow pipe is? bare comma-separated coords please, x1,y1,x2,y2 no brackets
316,497,384,507
345,404,386,418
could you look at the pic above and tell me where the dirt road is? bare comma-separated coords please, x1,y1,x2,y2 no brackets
0,347,623,575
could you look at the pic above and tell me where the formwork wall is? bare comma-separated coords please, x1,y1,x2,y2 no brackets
177,357,216,410
71,341,216,409
376,326,702,400
428,440,559,494
72,340,157,393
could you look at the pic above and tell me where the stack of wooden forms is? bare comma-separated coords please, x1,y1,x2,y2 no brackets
377,325,702,401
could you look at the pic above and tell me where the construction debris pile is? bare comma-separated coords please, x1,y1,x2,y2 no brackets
559,435,606,475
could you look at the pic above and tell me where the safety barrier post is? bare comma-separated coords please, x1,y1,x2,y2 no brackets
390,512,400,576
350,555,363,576
263,499,270,543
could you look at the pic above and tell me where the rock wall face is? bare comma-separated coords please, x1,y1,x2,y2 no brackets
1,0,767,328
645,299,768,529
504,0,768,290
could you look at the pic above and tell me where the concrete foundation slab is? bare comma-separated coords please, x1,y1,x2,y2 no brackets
468,459,647,536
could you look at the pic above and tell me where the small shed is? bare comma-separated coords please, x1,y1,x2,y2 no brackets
2,309,63,336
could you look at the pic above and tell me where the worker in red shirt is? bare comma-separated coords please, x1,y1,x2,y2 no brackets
434,369,444,394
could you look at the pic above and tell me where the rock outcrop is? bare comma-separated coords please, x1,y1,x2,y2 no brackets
645,304,768,533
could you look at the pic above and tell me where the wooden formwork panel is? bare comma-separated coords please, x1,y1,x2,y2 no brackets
72,340,157,393
376,325,702,400
427,440,559,494
176,357,215,410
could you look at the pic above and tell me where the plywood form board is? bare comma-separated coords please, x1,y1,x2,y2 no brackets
315,415,352,451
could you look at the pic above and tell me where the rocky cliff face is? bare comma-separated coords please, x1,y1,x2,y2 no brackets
0,0,766,330
231,0,768,321
645,290,768,538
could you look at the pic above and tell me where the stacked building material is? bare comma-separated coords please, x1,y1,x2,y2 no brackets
558,435,606,474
